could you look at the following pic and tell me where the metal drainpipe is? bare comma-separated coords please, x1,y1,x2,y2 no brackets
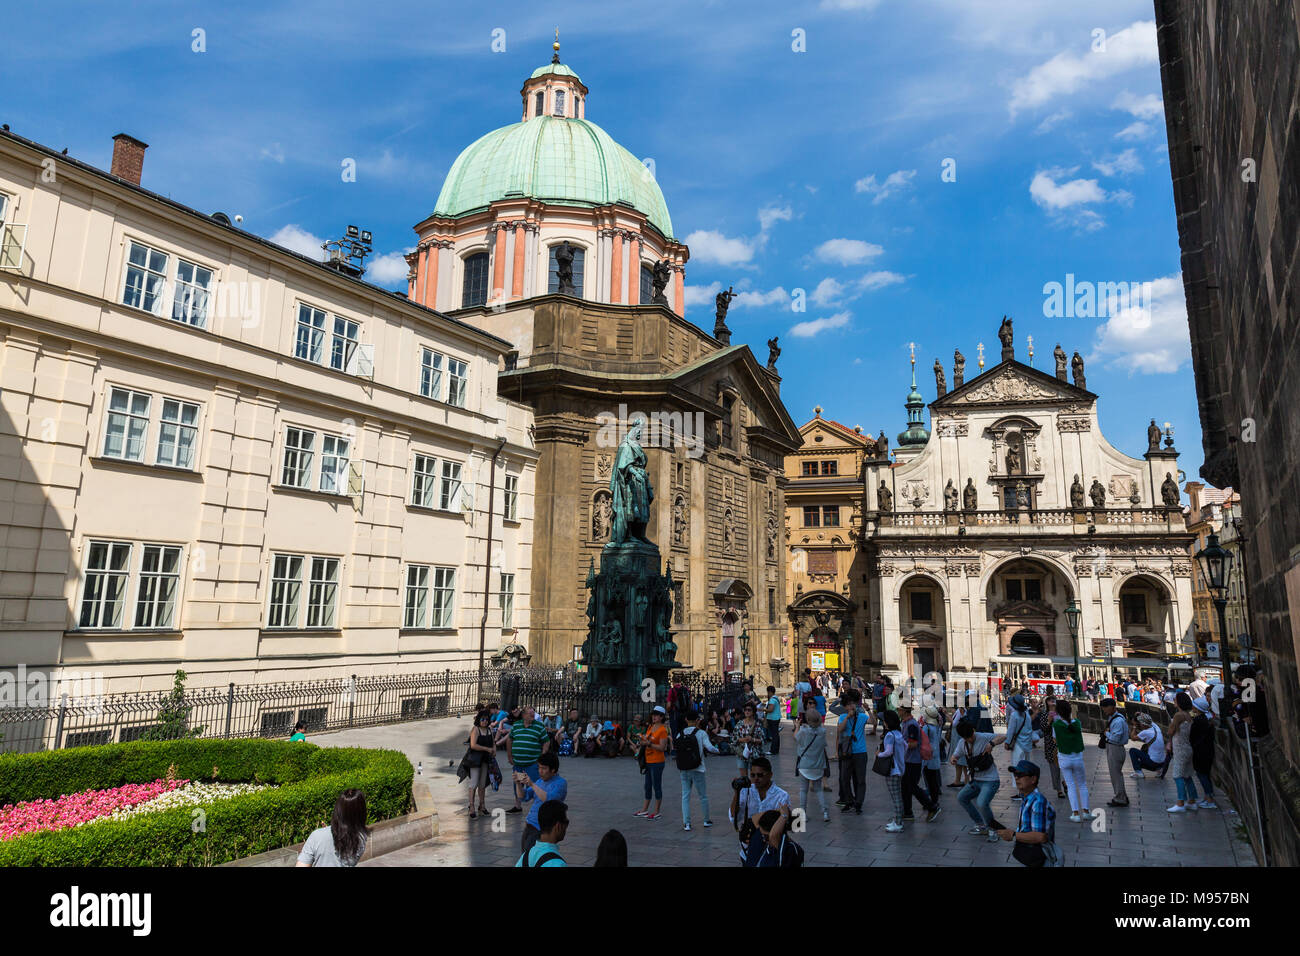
478,435,508,702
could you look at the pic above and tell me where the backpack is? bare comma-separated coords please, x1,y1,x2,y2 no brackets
674,729,702,771
918,724,933,761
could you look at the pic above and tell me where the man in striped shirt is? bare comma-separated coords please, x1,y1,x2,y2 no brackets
507,706,551,813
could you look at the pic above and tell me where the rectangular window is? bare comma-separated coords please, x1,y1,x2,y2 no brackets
281,427,315,488
319,433,350,494
1025,578,1042,602
534,91,545,117
822,506,840,527
431,566,456,628
172,259,213,328
801,461,817,477
503,475,519,521
268,554,304,628
102,387,152,462
500,572,515,629
821,461,838,476
134,545,182,628
78,541,133,628
440,460,463,510
330,316,359,371
803,505,820,527
156,399,200,469
1006,579,1023,602
122,241,169,315
295,304,327,363
909,590,933,622
412,453,438,508
446,357,468,407
672,581,684,625
306,557,340,628
768,587,777,625
420,349,444,399
404,565,430,628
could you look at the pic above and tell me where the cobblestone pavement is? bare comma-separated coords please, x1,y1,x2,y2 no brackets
319,716,1257,868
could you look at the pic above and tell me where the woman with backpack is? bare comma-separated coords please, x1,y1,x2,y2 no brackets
876,710,908,832
678,711,720,831
794,708,831,822
1052,699,1092,822
1189,696,1218,809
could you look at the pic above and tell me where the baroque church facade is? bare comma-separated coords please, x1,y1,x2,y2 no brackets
409,46,802,684
792,325,1194,683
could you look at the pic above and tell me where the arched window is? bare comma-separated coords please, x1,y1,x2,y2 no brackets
1010,629,1044,655
574,95,581,117
534,91,544,117
461,252,489,308
553,89,566,116
547,244,584,296
640,262,654,303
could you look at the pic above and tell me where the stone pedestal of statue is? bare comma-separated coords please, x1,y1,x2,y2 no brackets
582,539,679,700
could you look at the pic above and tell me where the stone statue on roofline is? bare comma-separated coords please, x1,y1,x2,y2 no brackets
652,259,671,304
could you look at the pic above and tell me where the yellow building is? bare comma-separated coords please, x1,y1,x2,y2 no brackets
783,408,876,679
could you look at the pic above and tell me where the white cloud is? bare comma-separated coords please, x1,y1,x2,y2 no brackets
1093,273,1190,373
1091,148,1143,176
811,271,905,306
789,311,852,338
1114,121,1152,140
1009,21,1158,116
1034,110,1072,134
684,229,755,267
366,250,413,286
860,270,905,290
259,142,285,163
735,286,790,308
854,169,917,204
1112,90,1164,119
819,0,881,9
811,277,846,307
814,238,884,266
758,205,794,235
269,224,326,260
1029,169,1107,210
684,281,721,307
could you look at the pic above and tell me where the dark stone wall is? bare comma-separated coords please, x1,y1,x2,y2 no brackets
1155,0,1300,866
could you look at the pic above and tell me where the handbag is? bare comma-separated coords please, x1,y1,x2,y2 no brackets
871,732,894,776
636,744,647,773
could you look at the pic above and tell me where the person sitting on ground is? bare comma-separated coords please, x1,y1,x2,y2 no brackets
297,788,369,867
1128,713,1167,778
515,800,568,868
625,714,648,754
581,715,603,757
559,708,581,756
599,720,621,758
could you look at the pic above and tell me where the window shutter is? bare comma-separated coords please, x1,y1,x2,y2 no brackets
346,342,375,378
347,461,365,498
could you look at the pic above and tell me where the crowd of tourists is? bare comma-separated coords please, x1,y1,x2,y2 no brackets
438,665,1264,869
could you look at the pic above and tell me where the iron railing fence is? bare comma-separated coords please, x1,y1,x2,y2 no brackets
0,667,515,754
0,666,736,754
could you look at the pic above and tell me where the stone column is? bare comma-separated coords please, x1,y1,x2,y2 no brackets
628,236,641,303
491,225,508,304
673,267,685,317
511,223,526,300
609,232,624,303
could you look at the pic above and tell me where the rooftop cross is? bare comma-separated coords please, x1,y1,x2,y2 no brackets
977,342,985,370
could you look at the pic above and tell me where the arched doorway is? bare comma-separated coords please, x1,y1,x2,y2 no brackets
1010,628,1045,655
985,557,1074,657
722,611,739,674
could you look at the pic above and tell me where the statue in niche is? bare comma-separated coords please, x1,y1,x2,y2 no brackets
1148,419,1162,453
963,477,977,511
609,421,653,544
766,516,777,559
953,349,966,387
593,491,612,541
723,508,734,551
1015,481,1030,509
634,590,650,628
599,618,623,661
554,241,577,295
1005,441,1022,474
1089,478,1106,509
672,497,686,546
1070,474,1086,509
934,359,946,397
1161,472,1181,507
943,479,958,511
651,259,671,304
877,481,893,512
1072,351,1086,389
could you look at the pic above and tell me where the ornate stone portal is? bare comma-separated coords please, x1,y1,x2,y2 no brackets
582,424,680,693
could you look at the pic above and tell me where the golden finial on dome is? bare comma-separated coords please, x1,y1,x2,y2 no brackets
552,28,561,62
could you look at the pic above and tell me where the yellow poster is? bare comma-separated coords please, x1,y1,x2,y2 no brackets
825,652,840,670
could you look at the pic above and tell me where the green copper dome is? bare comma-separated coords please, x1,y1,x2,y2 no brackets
433,116,674,238
530,62,582,82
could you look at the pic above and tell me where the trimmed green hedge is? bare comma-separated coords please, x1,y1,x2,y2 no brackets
0,739,413,866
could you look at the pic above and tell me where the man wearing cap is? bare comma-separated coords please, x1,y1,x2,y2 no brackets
1099,698,1130,807
996,761,1060,866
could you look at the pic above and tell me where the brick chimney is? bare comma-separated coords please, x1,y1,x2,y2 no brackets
110,133,148,185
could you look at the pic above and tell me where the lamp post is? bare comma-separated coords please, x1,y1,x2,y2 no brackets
1196,531,1232,729
1065,599,1082,698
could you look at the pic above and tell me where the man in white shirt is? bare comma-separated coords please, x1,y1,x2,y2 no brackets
1128,716,1166,777
1099,699,1131,806
1188,675,1209,700
729,757,789,825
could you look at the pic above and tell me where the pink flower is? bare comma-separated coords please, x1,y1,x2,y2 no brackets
0,777,188,840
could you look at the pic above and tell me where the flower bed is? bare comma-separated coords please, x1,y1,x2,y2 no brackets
0,739,412,866
0,778,188,840
82,781,276,826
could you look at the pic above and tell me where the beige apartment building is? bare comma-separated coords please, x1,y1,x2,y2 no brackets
0,130,537,693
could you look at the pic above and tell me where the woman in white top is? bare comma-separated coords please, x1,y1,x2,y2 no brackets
793,709,830,822
878,710,907,832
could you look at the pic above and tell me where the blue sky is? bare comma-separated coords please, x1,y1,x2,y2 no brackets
3,0,1202,479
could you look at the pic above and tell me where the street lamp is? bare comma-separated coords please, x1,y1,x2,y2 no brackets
1064,599,1082,697
1196,531,1233,727
739,630,751,667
